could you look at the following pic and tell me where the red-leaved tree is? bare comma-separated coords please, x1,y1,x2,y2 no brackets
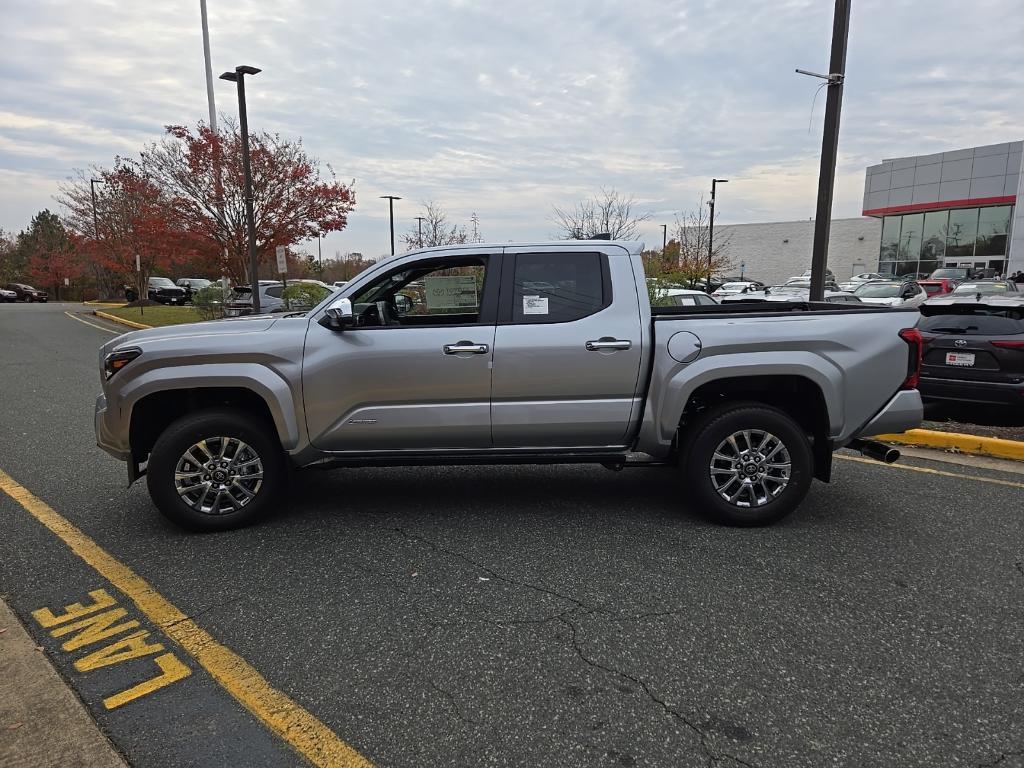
140,121,356,282
60,162,195,298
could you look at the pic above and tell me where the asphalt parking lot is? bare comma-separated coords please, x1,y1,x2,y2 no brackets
1,302,1023,768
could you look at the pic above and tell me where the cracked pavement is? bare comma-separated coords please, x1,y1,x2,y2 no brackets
1,302,1023,767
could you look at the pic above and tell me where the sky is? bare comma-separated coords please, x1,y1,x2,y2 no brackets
2,0,1022,261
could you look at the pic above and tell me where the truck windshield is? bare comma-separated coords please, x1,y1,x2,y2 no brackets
854,283,901,298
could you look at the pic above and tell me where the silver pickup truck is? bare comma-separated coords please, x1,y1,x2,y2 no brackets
95,241,924,531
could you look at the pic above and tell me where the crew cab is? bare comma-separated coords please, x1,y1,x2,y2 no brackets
95,242,924,531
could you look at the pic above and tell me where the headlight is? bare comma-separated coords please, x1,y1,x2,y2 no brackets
104,348,142,379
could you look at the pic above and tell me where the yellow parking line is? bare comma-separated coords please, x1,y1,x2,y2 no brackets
836,454,1024,489
0,468,373,768
64,311,120,334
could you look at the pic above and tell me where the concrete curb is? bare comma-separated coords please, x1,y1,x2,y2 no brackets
0,598,127,768
93,310,151,330
874,429,1024,462
82,301,127,308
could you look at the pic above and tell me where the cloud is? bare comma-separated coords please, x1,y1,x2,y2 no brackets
0,0,1021,258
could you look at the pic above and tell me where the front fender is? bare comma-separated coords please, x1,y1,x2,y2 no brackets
117,363,301,450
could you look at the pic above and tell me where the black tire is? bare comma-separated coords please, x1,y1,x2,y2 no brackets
680,402,813,526
146,408,286,532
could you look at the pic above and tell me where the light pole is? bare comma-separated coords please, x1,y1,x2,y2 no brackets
661,224,667,260
708,178,729,274
317,231,322,270
415,216,426,248
199,0,217,131
220,65,262,311
380,196,401,255
89,178,104,240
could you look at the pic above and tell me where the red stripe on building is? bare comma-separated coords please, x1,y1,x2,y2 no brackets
863,195,1015,217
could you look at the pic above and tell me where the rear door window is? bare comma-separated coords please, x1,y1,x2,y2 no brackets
510,252,608,324
919,314,1024,335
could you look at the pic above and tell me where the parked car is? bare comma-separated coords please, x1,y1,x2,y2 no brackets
928,267,973,281
720,286,861,304
916,297,1024,406
224,281,285,316
790,268,836,282
711,281,766,299
147,277,187,305
95,240,923,532
784,278,843,291
176,278,213,302
0,287,17,302
662,288,719,307
838,272,887,291
917,278,958,298
944,280,1019,298
853,280,928,308
5,282,48,302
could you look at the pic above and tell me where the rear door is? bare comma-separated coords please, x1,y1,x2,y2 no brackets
490,247,644,448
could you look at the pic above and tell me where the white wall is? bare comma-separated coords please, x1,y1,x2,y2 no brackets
713,217,881,285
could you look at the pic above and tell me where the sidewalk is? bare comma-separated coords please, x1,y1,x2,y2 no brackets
0,598,126,768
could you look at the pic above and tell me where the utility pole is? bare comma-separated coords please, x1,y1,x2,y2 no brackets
381,195,401,255
708,178,728,274
415,216,426,248
803,0,852,301
220,65,262,311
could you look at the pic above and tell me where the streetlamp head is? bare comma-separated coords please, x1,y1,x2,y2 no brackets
714,178,730,183
90,178,104,184
236,65,261,76
380,195,402,201
219,71,238,82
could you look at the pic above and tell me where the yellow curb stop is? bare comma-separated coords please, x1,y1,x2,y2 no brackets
93,310,152,330
873,428,1024,462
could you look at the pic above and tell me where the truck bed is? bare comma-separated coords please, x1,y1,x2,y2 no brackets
651,301,917,317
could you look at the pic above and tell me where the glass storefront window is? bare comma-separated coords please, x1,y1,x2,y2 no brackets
920,210,948,261
946,208,979,259
880,216,900,261
897,213,923,263
975,206,1011,257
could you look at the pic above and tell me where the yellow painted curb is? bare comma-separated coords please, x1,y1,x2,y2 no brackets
93,310,152,330
83,301,128,307
874,429,1024,462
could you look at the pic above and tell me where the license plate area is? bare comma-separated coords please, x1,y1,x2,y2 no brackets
945,351,975,367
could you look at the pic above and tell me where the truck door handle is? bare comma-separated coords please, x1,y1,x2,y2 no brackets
586,339,632,351
443,342,489,355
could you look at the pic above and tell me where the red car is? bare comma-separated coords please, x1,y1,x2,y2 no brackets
917,278,958,298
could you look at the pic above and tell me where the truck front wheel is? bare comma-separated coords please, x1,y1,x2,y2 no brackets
146,409,286,531
681,403,813,526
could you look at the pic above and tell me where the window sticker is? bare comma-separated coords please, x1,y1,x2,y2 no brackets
522,295,549,315
424,275,478,309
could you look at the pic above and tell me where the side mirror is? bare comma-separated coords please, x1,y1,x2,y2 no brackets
318,298,353,331
394,293,413,314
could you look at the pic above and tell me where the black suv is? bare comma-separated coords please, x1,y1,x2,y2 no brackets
147,277,187,305
5,282,48,302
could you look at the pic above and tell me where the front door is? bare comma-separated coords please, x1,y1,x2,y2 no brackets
303,252,499,451
490,248,644,448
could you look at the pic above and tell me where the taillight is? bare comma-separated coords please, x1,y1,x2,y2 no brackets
991,340,1024,349
898,328,923,389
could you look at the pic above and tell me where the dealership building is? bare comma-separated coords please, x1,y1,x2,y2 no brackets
862,141,1022,278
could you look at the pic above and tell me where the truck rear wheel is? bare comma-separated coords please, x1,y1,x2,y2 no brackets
680,402,812,526
146,409,285,532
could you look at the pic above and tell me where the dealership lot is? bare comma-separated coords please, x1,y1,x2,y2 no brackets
1,303,1023,768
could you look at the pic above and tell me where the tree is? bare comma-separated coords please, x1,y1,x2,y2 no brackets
0,228,19,282
671,197,733,288
551,188,651,240
59,162,192,300
140,121,356,282
402,201,471,250
18,210,80,300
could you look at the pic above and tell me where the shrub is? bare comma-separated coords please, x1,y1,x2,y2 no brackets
192,284,230,321
281,283,331,310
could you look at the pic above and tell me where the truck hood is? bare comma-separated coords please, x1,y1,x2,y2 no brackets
108,314,279,349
